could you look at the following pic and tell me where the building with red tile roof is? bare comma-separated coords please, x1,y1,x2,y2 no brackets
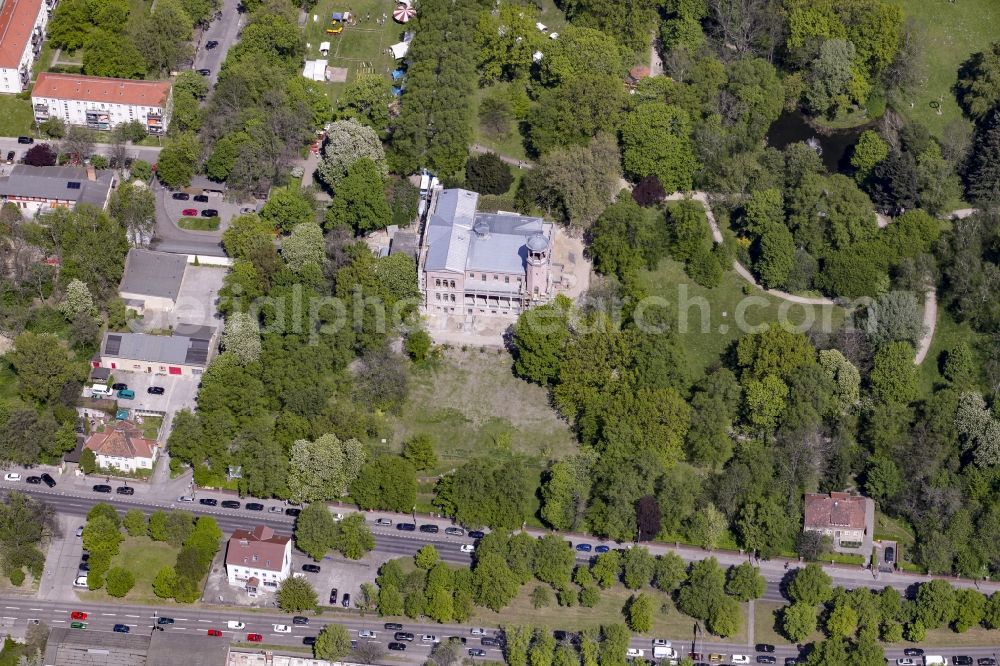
804,491,872,549
31,73,173,135
225,526,292,594
83,421,158,472
0,0,48,93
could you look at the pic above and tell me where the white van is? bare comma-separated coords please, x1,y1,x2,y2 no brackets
227,620,245,630
653,647,677,659
923,658,948,666
73,575,88,588
626,649,644,658
90,384,113,397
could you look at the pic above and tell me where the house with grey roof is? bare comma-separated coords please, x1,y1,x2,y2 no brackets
420,188,553,317
0,164,115,215
118,249,188,314
95,326,216,376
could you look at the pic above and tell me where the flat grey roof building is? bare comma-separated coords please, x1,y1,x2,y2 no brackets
119,249,188,302
101,328,215,368
0,164,115,209
42,627,151,666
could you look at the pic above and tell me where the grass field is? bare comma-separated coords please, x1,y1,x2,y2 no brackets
178,216,221,231
0,95,33,137
639,259,848,380
916,306,990,396
893,0,999,137
80,537,179,604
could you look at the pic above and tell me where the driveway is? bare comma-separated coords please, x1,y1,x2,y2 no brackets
192,0,245,85
37,513,85,601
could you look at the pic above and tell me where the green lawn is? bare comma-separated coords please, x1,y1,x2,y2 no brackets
874,512,918,569
892,0,999,137
80,536,179,604
916,306,989,397
178,216,220,231
0,95,33,137
639,258,848,380
140,415,163,440
472,83,530,161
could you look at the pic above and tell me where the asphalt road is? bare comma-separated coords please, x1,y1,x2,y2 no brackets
149,178,228,256
192,0,245,85
0,137,163,165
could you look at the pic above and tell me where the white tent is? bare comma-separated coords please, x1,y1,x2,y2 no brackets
302,59,328,81
319,41,330,55
389,41,410,59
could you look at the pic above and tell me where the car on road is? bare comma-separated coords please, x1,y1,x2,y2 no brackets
205,40,219,49
6,151,15,164
181,209,197,216
201,209,218,217
70,611,88,620
292,616,309,625
468,530,485,539
445,526,465,536
40,473,55,487
302,636,316,646
756,645,775,653
73,575,88,587
221,500,241,509
707,656,726,664
285,508,301,517
953,658,973,666
240,206,257,214
460,544,475,553
978,659,998,666
3,473,20,481
784,659,801,666
480,637,500,647
419,524,439,533
595,545,609,553
77,562,89,573
147,386,165,395
470,628,487,636
421,635,440,643
207,629,222,636
359,629,376,638
903,649,924,656
374,518,392,526
157,617,174,625
177,495,194,502
112,383,128,390
394,631,414,641
17,137,33,144
626,649,645,658
116,486,134,495
196,68,211,76
26,476,41,484
246,503,264,511
247,633,263,642
227,621,245,629
756,658,776,665
75,526,84,537
384,623,403,630
171,192,190,200
341,593,350,608
895,660,915,666
268,506,283,513
468,649,486,657
199,498,218,506
70,621,86,629
113,624,130,633
396,523,416,531
574,543,592,552
193,194,209,203
388,642,407,651
301,564,321,573
731,657,750,665
329,588,337,604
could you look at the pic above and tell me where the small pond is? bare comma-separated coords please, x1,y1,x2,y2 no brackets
766,111,867,174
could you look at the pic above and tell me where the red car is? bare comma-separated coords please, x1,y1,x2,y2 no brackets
70,611,88,620
247,633,263,642
207,629,222,637
181,208,197,216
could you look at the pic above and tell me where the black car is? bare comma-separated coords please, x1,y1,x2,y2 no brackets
157,617,174,625
246,503,264,511
147,386,165,395
756,644,775,653
303,636,316,646
953,658,973,666
341,593,350,608
201,209,218,217
468,530,485,539
978,659,997,666
396,522,416,531
756,658,776,665
113,624,130,633
784,659,801,666
17,136,33,144
388,642,407,651
196,68,211,76
205,40,219,49
394,632,414,642
40,473,56,487
468,649,486,657
285,508,301,517
302,564,321,573
199,498,218,506
92,484,112,493
481,637,500,647
25,476,41,484
111,383,128,390
292,616,309,625
116,486,134,495
78,562,89,572
6,151,14,164
384,623,403,630
329,588,337,604
419,524,439,533
903,649,925,656
221,500,241,509
80,552,90,562
171,192,190,200
193,194,209,202
884,546,895,562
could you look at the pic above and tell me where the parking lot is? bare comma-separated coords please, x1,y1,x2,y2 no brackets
160,189,247,234
110,372,200,424
38,513,86,601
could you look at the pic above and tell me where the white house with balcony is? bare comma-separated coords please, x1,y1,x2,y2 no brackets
0,0,49,94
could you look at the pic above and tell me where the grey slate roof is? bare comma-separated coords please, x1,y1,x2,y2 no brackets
102,329,215,367
147,630,231,666
0,165,114,208
118,249,188,301
424,189,550,274
42,627,152,666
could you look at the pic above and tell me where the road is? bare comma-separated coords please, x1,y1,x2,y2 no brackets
149,177,227,256
0,137,163,165
192,0,245,85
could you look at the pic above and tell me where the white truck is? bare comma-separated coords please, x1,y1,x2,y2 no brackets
653,646,677,660
923,658,948,666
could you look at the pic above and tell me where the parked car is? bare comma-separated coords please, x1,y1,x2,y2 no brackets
181,208,198,216
6,151,15,164
221,500,241,509
329,588,337,604
884,546,895,562
70,611,88,620
626,649,645,658
896,660,916,666
301,564,320,573
177,495,194,502
978,659,998,666
375,518,392,526
460,544,475,553
470,628,487,636
756,645,775,653
117,389,135,399
26,476,41,484
157,617,174,625
147,386,165,395
111,383,128,390
17,136,33,144
421,635,440,643
359,629,376,638
247,633,263,642
574,543,592,552
731,657,750,665
903,649,924,657
3,473,20,481
113,624,130,633
341,593,350,608
196,68,211,76
292,616,309,625
40,473,55,487
419,524,439,533
468,530,485,539
384,623,403,630
953,658,973,666
273,624,291,633
757,658,776,665
394,632,414,641
445,526,465,536
302,637,316,646
205,40,219,48
77,562,89,573
468,649,486,657
480,638,500,647
285,508,301,517
396,523,416,531
784,659,802,666
201,209,218,217
268,506,283,513
116,486,134,495
246,503,264,511
207,629,222,636
199,498,218,506
227,621,245,630
193,194,209,202
92,485,112,493
75,526,84,537
388,642,407,651
171,192,190,200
